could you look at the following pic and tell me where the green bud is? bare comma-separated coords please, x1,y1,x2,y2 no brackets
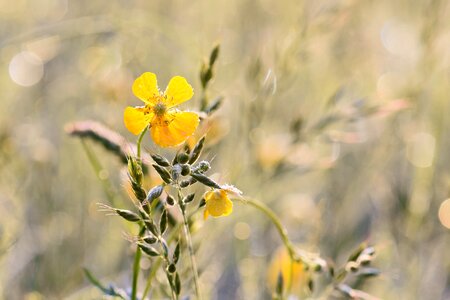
174,273,181,295
200,62,210,89
180,164,190,176
346,261,359,272
177,153,189,164
150,153,171,167
171,164,181,181
161,239,169,257
358,267,380,278
147,185,164,204
144,220,159,236
198,160,210,172
166,194,175,206
143,235,157,244
152,164,172,184
183,193,195,204
115,209,141,222
138,243,159,257
189,136,205,164
209,44,220,67
191,173,221,189
168,264,176,273
127,157,143,185
173,242,180,264
307,279,314,293
205,97,223,114
180,178,197,188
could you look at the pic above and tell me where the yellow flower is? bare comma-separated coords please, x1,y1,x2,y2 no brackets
203,185,242,219
267,246,307,295
124,72,199,147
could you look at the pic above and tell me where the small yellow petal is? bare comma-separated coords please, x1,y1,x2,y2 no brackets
132,72,160,104
124,106,151,135
204,190,233,218
267,247,307,293
164,76,194,108
150,111,199,147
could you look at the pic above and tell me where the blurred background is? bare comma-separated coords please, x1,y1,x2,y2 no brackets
0,0,449,299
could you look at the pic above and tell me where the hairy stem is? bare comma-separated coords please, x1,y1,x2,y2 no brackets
239,198,296,293
141,208,199,299
177,190,201,300
136,126,148,160
131,126,148,300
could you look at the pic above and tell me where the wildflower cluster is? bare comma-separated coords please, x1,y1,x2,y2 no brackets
72,45,380,300
99,68,242,299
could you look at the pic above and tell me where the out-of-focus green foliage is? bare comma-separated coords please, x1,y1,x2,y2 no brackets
0,0,449,299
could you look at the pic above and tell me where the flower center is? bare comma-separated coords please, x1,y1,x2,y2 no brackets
153,102,167,116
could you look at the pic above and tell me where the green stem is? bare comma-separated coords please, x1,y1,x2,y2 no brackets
141,208,201,299
242,198,297,259
177,190,201,300
181,210,201,300
80,140,120,206
137,126,148,159
239,198,296,294
131,126,148,300
131,246,142,300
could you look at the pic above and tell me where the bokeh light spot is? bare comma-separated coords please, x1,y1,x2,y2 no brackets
9,51,44,87
234,222,251,240
406,132,435,168
438,199,450,229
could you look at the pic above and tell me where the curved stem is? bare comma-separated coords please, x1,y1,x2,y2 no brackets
136,126,148,159
238,198,296,294
241,198,297,259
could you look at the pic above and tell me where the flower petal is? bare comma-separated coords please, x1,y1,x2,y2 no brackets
204,190,233,218
164,76,194,108
150,111,199,147
132,72,160,104
124,106,151,135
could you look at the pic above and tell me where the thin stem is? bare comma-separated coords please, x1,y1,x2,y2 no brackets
131,126,148,300
239,198,296,294
131,246,142,300
136,126,148,159
242,198,297,259
141,208,200,300
80,140,121,206
181,210,201,300
177,190,201,300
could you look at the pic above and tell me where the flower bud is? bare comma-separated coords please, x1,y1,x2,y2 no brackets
150,153,171,167
166,194,175,206
198,161,211,172
177,153,189,164
147,185,164,204
115,209,141,223
180,164,191,176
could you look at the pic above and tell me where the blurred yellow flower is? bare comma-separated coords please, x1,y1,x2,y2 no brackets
124,72,199,147
267,247,307,295
203,185,242,220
